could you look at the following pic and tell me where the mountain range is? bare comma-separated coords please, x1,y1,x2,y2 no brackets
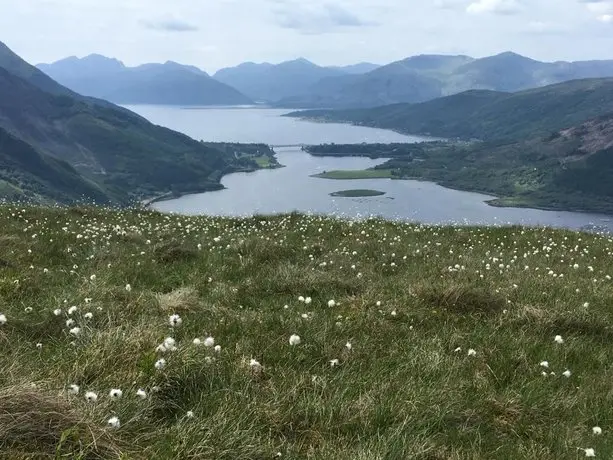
37,55,253,106
0,41,270,204
38,52,613,109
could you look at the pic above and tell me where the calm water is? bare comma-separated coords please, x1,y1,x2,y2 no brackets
125,105,613,231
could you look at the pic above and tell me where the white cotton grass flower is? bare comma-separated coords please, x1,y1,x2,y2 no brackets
36,342,42,349
186,410,194,418
583,448,596,457
162,337,177,351
125,284,132,292
53,309,62,316
330,359,340,367
327,300,336,308
204,336,215,347
89,275,96,281
192,338,202,346
109,388,123,400
67,384,80,395
156,344,168,353
454,347,462,353
169,314,182,327
298,296,305,302
467,349,477,357
84,312,93,320
155,358,167,370
554,335,564,344
85,391,98,403
539,361,549,368
304,297,312,305
24,307,32,313
69,327,81,336
563,369,572,378
107,416,120,429
249,358,262,372
0,314,7,325
592,426,602,435
136,389,147,399
289,334,301,346
214,345,222,353
68,306,78,315
345,342,352,351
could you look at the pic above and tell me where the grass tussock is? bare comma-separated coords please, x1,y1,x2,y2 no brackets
0,385,125,459
0,205,612,458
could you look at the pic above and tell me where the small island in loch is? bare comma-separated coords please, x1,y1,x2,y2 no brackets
330,189,386,197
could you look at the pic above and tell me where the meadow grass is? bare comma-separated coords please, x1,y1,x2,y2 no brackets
0,205,612,459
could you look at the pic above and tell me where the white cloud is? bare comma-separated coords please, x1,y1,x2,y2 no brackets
597,13,613,21
467,0,522,14
584,1,613,13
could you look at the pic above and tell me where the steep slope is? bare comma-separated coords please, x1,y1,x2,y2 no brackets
0,42,247,203
37,55,253,106
330,62,380,74
0,126,112,203
289,78,613,141
213,58,345,102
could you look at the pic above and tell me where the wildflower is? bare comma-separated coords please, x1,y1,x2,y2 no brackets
0,314,6,325
107,416,120,429
68,384,80,395
69,327,81,336
84,312,93,320
593,426,602,435
65,318,75,327
554,335,564,344
89,275,96,281
125,284,132,292
154,358,167,370
467,349,477,357
53,309,62,316
193,338,202,346
169,314,182,327
345,342,352,351
305,297,312,304
24,307,32,313
539,361,549,368
85,391,98,403
391,310,397,317
583,302,590,308
136,389,147,399
163,337,176,348
328,300,336,307
376,301,382,307
289,334,301,346
563,369,572,378
68,306,77,315
298,296,305,302
584,448,596,457
36,343,42,349
330,359,340,367
454,347,462,353
109,389,123,400
186,410,194,418
204,336,215,347
249,358,262,371
156,344,168,353
214,345,222,353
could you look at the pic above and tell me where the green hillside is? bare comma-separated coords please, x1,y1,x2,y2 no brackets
0,41,273,204
304,113,613,213
289,78,613,141
1,205,613,458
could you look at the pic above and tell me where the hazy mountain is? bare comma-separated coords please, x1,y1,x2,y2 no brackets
276,52,613,109
0,42,242,203
288,77,613,141
37,55,253,106
213,58,346,102
329,62,380,74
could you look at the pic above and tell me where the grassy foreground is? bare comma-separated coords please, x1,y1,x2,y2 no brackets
1,205,613,459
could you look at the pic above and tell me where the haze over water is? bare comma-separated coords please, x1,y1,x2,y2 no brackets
125,105,613,232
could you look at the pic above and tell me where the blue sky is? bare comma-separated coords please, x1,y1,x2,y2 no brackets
2,0,613,72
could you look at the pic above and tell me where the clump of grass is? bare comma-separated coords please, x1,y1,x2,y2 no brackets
0,205,612,458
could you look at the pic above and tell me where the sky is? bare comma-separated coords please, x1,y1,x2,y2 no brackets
1,0,613,73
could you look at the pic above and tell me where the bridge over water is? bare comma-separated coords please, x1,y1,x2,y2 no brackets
270,144,306,149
